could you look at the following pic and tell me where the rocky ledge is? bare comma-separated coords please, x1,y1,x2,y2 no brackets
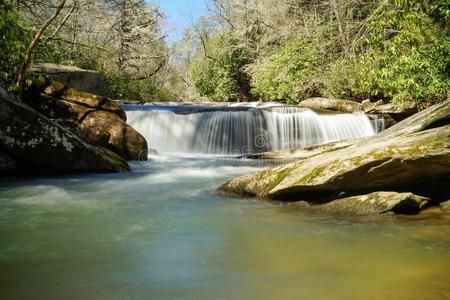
219,99,450,216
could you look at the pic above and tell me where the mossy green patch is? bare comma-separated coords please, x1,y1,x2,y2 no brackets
295,165,326,185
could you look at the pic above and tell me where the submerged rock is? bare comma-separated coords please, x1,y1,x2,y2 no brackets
0,87,129,173
219,100,450,205
24,81,147,161
318,192,429,216
0,152,15,173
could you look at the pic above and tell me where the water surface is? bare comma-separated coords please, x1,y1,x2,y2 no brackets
0,157,449,299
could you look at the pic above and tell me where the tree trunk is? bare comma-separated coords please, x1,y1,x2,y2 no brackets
16,0,67,92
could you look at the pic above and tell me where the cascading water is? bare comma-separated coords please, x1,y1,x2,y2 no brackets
126,106,385,155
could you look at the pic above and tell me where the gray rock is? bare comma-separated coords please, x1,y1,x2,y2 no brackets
30,63,108,97
0,87,129,174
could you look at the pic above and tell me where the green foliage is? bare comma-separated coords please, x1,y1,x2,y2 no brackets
105,72,174,102
188,0,449,106
0,1,31,89
325,0,450,105
252,38,324,102
189,34,252,101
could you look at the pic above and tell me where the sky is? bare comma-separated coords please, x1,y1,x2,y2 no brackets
157,0,211,43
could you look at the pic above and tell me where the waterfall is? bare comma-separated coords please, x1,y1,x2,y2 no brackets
126,106,384,155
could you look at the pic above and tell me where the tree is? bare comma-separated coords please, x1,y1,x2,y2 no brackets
16,0,66,92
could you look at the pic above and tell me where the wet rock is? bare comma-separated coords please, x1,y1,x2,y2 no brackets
319,192,429,216
219,100,450,202
0,152,15,173
24,81,147,161
0,87,129,173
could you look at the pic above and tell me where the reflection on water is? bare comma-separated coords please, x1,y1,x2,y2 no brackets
0,157,449,299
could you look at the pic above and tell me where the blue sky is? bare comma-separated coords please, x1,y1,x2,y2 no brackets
157,0,211,43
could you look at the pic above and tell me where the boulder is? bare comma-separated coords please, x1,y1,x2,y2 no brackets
219,100,450,202
298,98,362,113
30,63,108,97
0,152,15,173
318,192,429,216
0,87,129,173
81,111,148,160
24,81,147,161
298,97,417,123
362,100,418,121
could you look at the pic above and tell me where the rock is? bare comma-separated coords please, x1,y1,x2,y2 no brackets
219,100,450,202
244,140,355,161
362,100,418,121
0,152,15,173
23,81,148,161
81,111,148,160
319,192,429,216
293,201,311,208
440,200,450,212
26,81,126,120
30,63,108,97
0,87,129,173
298,97,362,113
298,97,417,124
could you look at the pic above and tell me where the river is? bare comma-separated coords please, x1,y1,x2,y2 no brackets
0,155,449,299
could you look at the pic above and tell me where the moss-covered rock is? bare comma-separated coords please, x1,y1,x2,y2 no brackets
319,192,429,216
219,100,450,203
0,87,129,174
